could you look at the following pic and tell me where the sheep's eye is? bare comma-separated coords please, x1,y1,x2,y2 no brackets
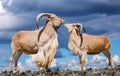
75,25,79,28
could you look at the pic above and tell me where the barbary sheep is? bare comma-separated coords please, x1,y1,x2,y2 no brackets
65,23,114,71
9,13,64,73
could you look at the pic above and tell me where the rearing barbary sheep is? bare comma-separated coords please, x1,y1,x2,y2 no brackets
65,23,114,71
9,13,64,73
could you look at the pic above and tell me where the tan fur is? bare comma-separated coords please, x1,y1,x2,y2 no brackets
65,23,114,71
9,13,64,73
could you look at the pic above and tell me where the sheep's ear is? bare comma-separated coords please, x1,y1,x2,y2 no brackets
74,23,80,28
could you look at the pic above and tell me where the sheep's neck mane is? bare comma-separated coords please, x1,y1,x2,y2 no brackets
37,21,56,42
69,29,83,47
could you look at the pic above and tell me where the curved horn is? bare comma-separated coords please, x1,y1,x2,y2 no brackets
82,26,86,33
36,13,52,29
77,23,86,47
78,23,86,33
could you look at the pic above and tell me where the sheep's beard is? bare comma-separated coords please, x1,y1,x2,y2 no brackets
54,26,60,31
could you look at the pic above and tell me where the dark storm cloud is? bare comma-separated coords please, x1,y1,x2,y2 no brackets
84,14,120,33
1,0,120,45
4,0,120,16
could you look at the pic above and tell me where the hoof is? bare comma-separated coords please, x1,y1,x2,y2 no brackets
46,69,51,72
40,68,44,73
9,70,13,74
15,67,20,74
108,66,114,70
40,70,44,73
16,70,19,74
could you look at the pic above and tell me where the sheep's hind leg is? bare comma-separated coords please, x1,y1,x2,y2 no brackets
103,49,114,70
14,49,23,73
9,49,17,73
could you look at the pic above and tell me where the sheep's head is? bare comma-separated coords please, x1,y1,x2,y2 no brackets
50,14,64,28
36,13,64,30
64,23,80,35
65,23,86,35
65,23,86,47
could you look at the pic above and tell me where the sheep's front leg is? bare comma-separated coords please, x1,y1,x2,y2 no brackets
35,47,46,72
79,52,87,71
45,47,57,72
103,49,114,70
9,47,18,73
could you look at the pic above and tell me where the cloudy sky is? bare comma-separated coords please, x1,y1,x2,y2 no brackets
0,0,120,72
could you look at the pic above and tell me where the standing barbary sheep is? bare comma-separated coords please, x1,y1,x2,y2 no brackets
65,23,114,71
9,13,64,73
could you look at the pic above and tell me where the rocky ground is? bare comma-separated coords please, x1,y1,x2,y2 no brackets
0,65,120,76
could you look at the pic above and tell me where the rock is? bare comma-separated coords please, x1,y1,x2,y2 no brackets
1,65,120,76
